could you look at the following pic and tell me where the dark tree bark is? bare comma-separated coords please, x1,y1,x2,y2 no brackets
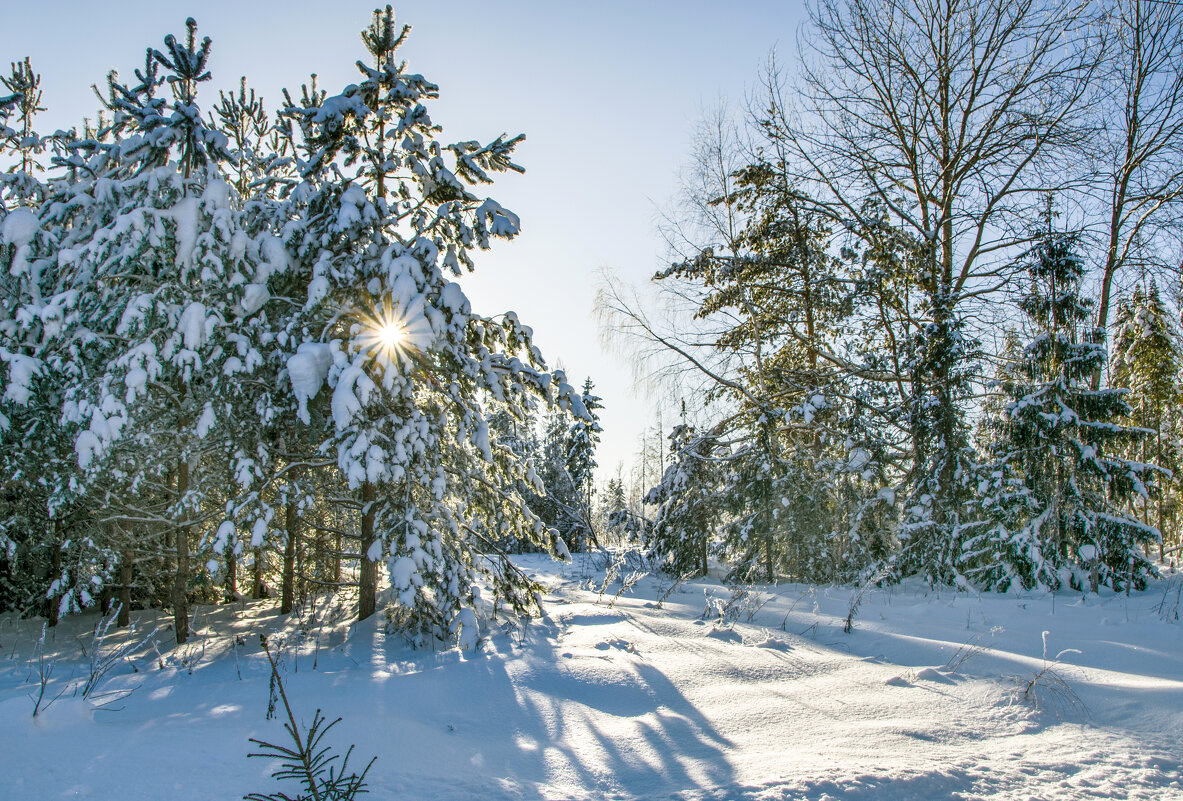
224,543,238,602
333,530,342,584
358,481,377,621
252,546,266,599
118,547,132,627
172,459,190,645
47,519,62,627
280,501,298,615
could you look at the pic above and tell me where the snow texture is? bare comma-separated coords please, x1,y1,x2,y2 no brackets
0,554,1180,800
1,207,39,284
286,342,334,424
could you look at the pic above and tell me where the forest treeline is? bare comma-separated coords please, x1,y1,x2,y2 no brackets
3,1,1183,649
602,0,1183,593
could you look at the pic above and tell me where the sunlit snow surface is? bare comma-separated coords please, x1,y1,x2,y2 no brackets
1,554,1180,800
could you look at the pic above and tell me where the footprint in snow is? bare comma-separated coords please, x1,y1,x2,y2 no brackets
594,638,637,654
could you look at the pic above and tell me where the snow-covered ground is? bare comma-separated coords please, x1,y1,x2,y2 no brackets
1,554,1181,800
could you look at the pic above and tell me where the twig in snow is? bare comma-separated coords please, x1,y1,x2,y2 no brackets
943,626,1003,674
80,604,159,699
28,623,66,718
844,566,891,634
1013,630,1089,721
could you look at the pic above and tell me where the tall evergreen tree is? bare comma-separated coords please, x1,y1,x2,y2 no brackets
894,290,979,585
0,57,66,618
973,225,1160,592
645,423,724,577
46,21,269,642
650,175,885,583
564,378,602,551
1110,282,1183,557
264,6,584,640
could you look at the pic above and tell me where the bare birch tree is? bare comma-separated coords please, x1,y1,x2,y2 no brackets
1092,0,1183,347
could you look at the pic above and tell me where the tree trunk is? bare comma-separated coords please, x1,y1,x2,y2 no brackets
333,530,342,584
172,459,190,645
224,543,238,602
47,520,62,627
118,548,132,627
358,481,377,621
252,546,266,599
280,501,298,615
763,531,774,583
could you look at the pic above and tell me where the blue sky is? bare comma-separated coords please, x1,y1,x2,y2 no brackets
1,0,807,483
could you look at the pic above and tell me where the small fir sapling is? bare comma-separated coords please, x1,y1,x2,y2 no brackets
246,637,375,801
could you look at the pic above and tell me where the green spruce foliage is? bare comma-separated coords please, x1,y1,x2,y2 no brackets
973,228,1161,591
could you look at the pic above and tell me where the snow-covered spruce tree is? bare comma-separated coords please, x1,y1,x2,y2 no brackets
200,71,336,612
486,405,544,553
0,64,44,610
529,409,576,551
0,60,118,624
563,378,602,551
46,22,271,642
893,296,979,586
979,227,1160,592
602,474,626,538
718,411,862,584
645,423,724,577
858,197,984,588
269,7,583,641
956,333,1043,592
530,394,599,555
715,417,786,583
0,57,87,620
605,472,648,545
1110,282,1182,558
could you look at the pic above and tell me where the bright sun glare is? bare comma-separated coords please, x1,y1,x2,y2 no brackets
378,320,405,351
362,303,418,366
